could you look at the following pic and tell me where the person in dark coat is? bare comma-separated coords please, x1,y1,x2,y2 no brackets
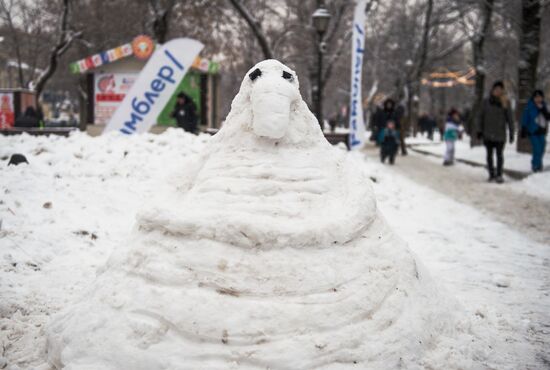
418,113,436,140
426,113,436,140
380,120,400,165
171,92,198,134
476,81,515,183
521,90,550,172
14,106,40,128
418,113,429,135
371,98,399,146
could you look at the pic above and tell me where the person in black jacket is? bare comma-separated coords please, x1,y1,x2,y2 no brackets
371,98,399,146
14,106,40,128
476,81,514,183
171,92,198,134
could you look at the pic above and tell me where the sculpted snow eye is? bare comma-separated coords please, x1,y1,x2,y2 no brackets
249,68,262,81
282,71,294,81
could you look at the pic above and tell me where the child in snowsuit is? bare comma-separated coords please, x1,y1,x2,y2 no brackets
443,109,462,166
380,121,399,165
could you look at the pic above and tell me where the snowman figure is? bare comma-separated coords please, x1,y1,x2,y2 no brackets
46,60,485,370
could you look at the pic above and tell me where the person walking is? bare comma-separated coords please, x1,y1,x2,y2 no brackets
476,81,514,183
418,113,429,136
380,120,399,165
171,92,198,134
521,90,549,172
371,98,399,146
443,108,462,166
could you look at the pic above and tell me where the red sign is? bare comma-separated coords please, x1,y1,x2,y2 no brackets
0,93,15,128
96,93,125,102
94,73,137,125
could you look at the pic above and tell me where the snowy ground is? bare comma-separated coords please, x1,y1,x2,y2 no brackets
407,133,549,175
361,148,550,368
0,130,549,369
407,133,550,201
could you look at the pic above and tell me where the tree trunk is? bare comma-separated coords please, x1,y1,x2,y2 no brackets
0,0,25,87
410,0,434,139
149,0,175,44
469,39,486,145
468,0,494,147
516,0,541,153
33,0,81,99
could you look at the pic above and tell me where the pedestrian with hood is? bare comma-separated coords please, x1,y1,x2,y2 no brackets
443,108,462,166
476,81,514,183
171,92,198,134
371,98,399,146
521,89,550,172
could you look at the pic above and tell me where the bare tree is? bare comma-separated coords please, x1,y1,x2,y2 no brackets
33,0,82,99
460,0,496,140
517,0,542,151
227,0,274,59
405,0,433,145
18,0,546,133
148,0,176,44
321,0,378,90
0,0,28,87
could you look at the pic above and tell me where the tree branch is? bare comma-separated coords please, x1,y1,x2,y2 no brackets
321,0,378,89
228,0,273,59
148,0,176,43
414,0,434,81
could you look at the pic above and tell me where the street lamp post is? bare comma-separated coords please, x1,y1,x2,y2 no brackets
405,59,414,138
312,3,331,130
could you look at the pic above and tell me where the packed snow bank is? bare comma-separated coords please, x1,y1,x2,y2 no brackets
0,129,209,368
0,133,489,370
509,170,550,200
42,61,488,369
408,136,544,174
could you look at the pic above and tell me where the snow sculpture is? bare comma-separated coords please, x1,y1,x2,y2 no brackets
46,60,483,369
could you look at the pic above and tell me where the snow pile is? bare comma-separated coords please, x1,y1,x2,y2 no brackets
0,129,209,368
43,61,487,369
510,170,550,200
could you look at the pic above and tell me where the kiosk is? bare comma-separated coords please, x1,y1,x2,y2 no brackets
70,35,220,131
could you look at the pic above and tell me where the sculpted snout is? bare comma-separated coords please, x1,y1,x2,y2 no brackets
249,66,299,139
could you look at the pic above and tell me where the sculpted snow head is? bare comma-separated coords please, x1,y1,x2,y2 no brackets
220,59,324,145
247,60,300,138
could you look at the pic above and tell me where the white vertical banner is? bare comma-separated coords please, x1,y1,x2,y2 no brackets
103,38,204,135
349,0,367,150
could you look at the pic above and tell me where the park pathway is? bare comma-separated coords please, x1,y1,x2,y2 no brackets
364,144,550,246
364,143,550,368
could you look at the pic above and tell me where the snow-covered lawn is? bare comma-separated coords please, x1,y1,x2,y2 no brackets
361,154,550,368
0,130,548,369
0,130,209,369
508,171,550,201
407,133,550,201
407,134,548,175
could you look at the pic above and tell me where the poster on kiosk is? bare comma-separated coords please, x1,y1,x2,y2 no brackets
103,38,204,135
